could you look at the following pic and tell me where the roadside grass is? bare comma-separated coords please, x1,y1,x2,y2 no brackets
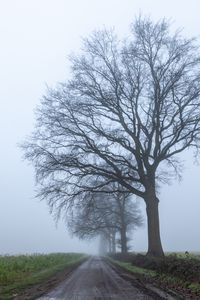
0,253,86,300
110,260,157,277
108,253,200,299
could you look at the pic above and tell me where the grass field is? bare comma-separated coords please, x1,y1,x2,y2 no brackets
133,251,200,260
0,252,86,300
166,251,200,260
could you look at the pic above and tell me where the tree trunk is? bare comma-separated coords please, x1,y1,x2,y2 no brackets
108,233,112,253
111,231,116,253
120,226,128,253
99,234,107,255
145,189,164,257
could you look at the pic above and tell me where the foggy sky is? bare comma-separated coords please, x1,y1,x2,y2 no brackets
0,0,199,254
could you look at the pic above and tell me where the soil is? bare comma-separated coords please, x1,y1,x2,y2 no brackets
15,256,179,300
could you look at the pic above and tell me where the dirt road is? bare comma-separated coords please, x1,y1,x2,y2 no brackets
37,257,176,300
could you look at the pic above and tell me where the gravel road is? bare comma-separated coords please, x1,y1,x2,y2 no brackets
37,256,174,300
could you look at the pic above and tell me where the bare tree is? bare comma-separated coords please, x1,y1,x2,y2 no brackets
22,17,200,257
68,188,142,253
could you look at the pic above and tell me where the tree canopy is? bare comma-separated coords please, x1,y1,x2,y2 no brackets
23,17,200,257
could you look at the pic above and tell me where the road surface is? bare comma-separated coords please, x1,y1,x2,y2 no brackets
37,257,174,300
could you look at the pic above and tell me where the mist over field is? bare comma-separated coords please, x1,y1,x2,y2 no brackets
0,0,200,256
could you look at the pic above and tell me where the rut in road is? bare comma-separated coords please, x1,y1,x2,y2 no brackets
37,256,170,300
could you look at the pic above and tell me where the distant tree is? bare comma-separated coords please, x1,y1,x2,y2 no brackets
68,186,143,253
22,17,200,257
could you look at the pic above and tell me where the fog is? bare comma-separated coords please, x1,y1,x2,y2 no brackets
0,0,200,255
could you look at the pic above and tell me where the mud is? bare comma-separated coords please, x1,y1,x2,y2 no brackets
37,257,173,300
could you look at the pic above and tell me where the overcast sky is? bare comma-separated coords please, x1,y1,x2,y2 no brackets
0,0,200,255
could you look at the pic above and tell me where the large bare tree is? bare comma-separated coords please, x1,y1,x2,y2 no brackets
23,17,200,257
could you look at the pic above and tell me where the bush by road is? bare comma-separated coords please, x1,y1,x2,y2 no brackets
109,252,200,299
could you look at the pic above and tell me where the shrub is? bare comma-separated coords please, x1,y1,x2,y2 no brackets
109,253,200,282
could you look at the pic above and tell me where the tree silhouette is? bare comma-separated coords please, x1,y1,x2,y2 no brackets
68,185,142,253
23,17,200,257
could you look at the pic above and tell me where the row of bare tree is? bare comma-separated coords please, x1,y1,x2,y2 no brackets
22,16,200,257
68,185,143,253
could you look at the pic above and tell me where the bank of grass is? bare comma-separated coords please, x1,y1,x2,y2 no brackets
0,253,86,300
110,260,157,277
108,253,200,299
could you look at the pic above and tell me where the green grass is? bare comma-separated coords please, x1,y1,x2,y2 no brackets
0,253,86,300
109,259,156,277
109,256,200,298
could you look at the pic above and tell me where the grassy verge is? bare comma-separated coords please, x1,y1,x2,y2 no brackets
108,256,200,299
110,259,157,277
0,253,87,300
